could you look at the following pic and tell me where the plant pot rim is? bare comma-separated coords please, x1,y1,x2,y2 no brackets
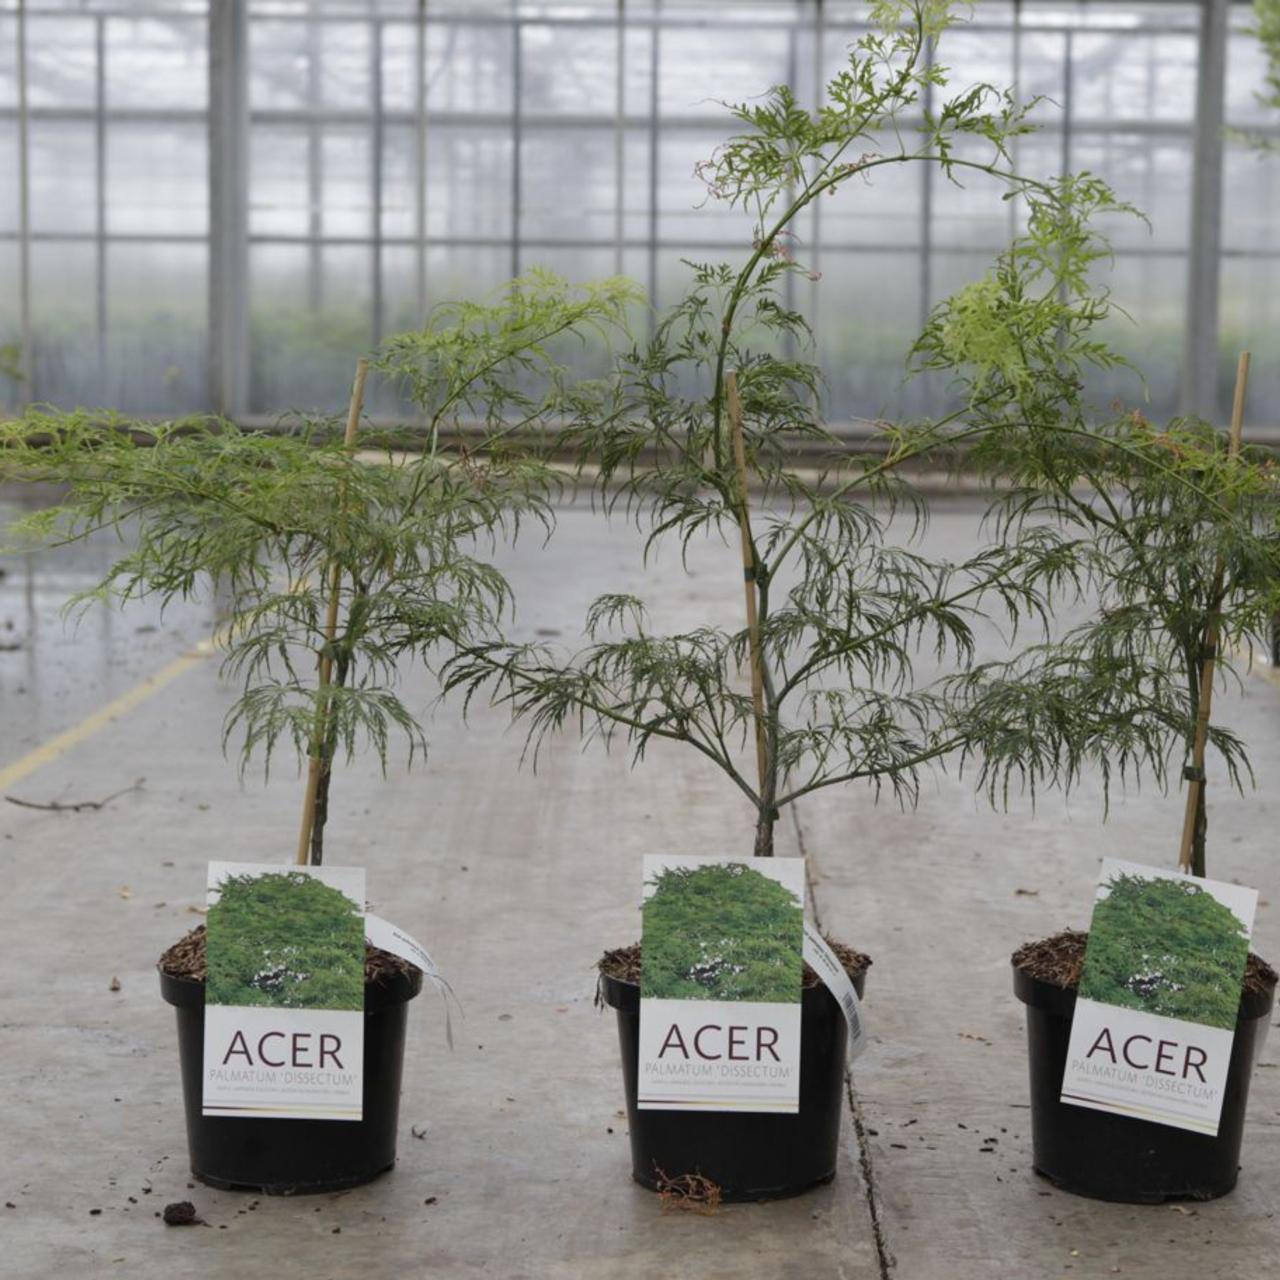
598,953,870,1014
158,962,423,1013
1012,951,1277,1024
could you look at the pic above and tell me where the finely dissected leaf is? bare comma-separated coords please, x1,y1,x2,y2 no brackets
918,178,1280,870
442,2,1280,869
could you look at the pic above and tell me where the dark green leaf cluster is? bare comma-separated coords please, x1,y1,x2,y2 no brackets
640,862,803,1002
1079,872,1250,1030
206,870,364,1010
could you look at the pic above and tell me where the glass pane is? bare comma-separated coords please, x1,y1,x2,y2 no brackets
0,119,16,234
1091,253,1184,422
380,122,422,240
249,242,371,414
815,249,923,423
521,24,618,116
30,240,98,408
657,129,755,245
30,121,95,236
1071,134,1193,251
1222,140,1280,252
1071,32,1196,124
0,239,19,412
251,16,368,110
250,124,312,238
425,24,514,115
107,123,208,236
320,21,372,110
427,126,514,240
27,16,96,109
0,15,17,111
521,128,617,241
1221,258,1280,427
105,241,208,414
659,25,792,120
106,16,207,111
251,19,311,111
380,20,419,113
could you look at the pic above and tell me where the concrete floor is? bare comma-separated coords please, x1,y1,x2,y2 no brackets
1,495,1278,1279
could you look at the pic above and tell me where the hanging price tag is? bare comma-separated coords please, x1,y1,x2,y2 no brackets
803,921,868,1063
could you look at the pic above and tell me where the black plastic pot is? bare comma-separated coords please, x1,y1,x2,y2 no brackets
599,966,866,1202
159,965,422,1194
1013,960,1276,1203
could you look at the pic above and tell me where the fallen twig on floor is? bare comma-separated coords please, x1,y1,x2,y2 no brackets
4,777,145,813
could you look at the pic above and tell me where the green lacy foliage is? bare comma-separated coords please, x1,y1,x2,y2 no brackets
444,2,1156,850
0,272,633,787
376,270,640,451
914,195,1280,836
1079,873,1250,1031
206,871,364,1010
640,862,803,1002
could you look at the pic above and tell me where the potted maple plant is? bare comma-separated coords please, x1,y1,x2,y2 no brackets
0,274,632,1193
914,211,1280,1200
444,2,1134,1202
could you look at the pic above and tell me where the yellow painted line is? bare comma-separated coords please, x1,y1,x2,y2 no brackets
0,631,223,794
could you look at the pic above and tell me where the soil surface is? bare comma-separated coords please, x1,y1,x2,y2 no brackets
158,925,417,986
598,938,871,988
1012,929,1278,1001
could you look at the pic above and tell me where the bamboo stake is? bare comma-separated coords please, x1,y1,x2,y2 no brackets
296,357,370,865
726,371,768,795
1177,350,1250,875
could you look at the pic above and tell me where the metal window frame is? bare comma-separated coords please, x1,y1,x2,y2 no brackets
0,0,1270,427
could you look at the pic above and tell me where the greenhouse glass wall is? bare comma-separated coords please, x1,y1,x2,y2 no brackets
0,1,1276,432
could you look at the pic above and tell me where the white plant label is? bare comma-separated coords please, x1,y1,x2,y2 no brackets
637,855,806,1114
202,862,366,1122
365,912,457,1048
1060,858,1257,1137
803,921,868,1062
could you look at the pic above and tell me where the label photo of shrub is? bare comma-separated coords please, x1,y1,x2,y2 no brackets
640,860,803,1003
1079,869,1252,1031
206,867,365,1011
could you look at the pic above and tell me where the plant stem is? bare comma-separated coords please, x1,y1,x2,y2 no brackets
297,357,368,866
308,648,352,867
1176,350,1249,876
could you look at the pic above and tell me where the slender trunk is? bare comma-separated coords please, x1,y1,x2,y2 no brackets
1183,640,1207,878
309,760,332,867
1192,783,1207,879
308,652,350,867
753,806,775,858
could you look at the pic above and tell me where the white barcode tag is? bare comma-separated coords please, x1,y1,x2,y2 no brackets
365,914,459,1049
803,921,867,1063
